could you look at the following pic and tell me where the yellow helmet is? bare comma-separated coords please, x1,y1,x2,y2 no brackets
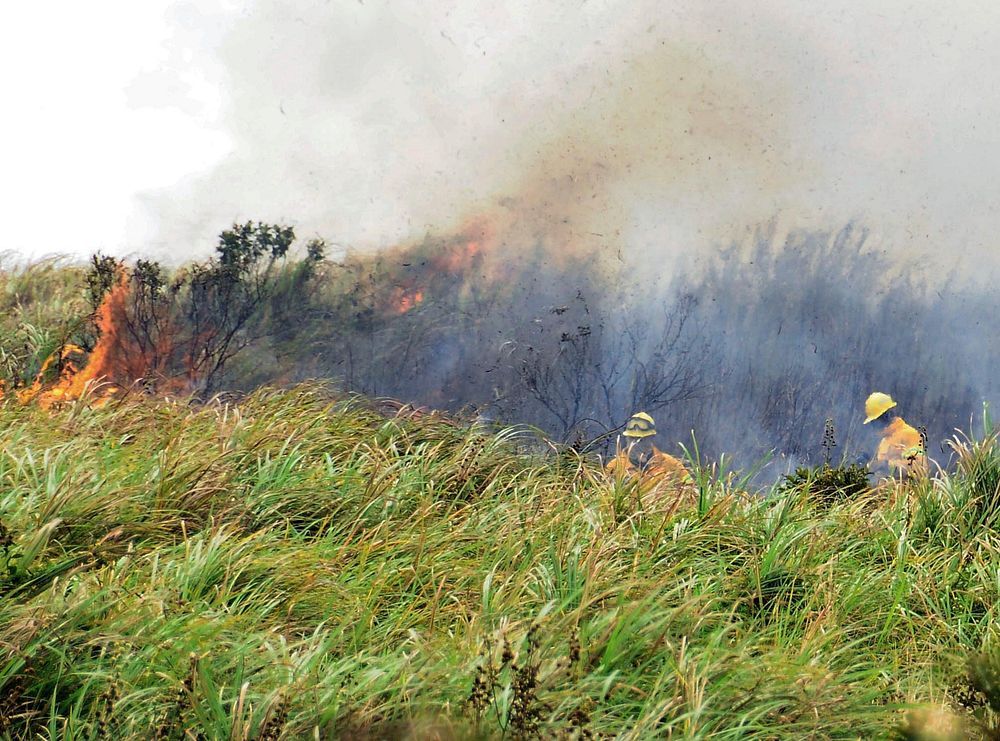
863,392,897,424
624,411,656,438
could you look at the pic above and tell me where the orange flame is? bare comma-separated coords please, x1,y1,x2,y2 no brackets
19,273,134,407
433,240,482,273
390,287,425,315
15,343,85,405
383,225,491,316
44,274,131,405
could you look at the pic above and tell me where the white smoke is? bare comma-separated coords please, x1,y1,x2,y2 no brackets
123,0,1000,278
8,0,998,275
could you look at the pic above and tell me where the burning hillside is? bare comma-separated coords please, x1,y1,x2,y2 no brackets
6,223,326,405
365,223,491,318
4,215,998,478
277,218,998,475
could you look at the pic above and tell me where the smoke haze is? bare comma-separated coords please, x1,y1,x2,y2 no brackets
129,0,1000,279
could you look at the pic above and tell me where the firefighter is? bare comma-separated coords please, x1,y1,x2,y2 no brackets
863,392,927,478
605,411,691,485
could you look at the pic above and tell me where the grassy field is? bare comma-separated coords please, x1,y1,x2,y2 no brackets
1,384,1000,739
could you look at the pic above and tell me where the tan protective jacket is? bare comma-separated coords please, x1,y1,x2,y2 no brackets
876,416,927,477
605,443,693,488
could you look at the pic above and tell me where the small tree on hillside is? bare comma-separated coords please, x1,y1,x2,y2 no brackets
183,222,295,392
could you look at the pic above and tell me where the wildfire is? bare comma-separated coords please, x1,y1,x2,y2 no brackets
384,226,491,316
7,221,498,403
16,273,132,408
390,288,425,315
45,273,131,405
15,343,86,405
433,240,482,273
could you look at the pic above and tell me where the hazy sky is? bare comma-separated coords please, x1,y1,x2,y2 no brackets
5,1,1000,276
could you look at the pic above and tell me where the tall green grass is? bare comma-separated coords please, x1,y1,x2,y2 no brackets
0,257,90,388
0,384,999,738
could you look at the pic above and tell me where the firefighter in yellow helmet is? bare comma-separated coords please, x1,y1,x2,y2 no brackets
605,411,691,486
863,392,927,478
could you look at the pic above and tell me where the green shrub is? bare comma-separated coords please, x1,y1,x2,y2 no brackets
780,463,871,505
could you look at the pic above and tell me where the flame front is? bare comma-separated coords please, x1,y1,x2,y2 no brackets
10,222,497,404
47,273,131,405
433,240,481,273
384,230,490,316
16,273,132,408
391,288,425,315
